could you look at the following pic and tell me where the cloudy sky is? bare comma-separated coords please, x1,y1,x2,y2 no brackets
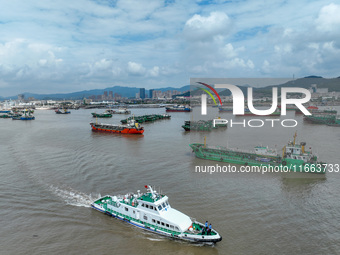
0,0,339,96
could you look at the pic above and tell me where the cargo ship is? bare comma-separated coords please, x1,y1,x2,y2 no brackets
182,119,227,131
91,111,112,118
91,185,222,244
295,106,318,114
190,133,326,173
90,119,144,134
107,108,131,114
304,114,340,126
182,120,213,131
121,114,171,124
165,105,191,112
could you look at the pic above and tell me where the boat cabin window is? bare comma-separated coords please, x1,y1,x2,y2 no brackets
157,221,160,225
166,224,169,228
143,215,148,220
166,201,169,206
175,227,179,231
161,222,165,226
170,225,174,229
150,205,153,210
125,207,128,212
158,205,162,210
162,203,166,208
141,203,145,207
145,204,149,208
152,219,156,223
154,207,157,211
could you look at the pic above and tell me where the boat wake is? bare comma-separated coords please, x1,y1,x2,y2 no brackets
146,237,166,242
49,185,101,208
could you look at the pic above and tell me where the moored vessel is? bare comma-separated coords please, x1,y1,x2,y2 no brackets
90,119,144,134
165,105,191,112
91,185,222,244
190,133,326,173
91,111,112,118
55,109,71,114
121,114,171,124
106,108,131,114
12,111,35,120
182,120,212,131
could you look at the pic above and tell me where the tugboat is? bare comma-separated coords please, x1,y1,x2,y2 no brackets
91,185,222,244
90,119,144,134
190,132,326,173
55,109,71,114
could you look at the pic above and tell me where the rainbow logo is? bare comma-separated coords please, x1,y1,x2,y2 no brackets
197,82,223,106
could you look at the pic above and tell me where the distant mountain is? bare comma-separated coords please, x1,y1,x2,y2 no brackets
304,75,323,78
265,77,340,91
2,85,190,100
174,76,340,98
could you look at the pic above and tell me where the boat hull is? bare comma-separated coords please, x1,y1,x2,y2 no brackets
91,125,144,134
12,117,35,120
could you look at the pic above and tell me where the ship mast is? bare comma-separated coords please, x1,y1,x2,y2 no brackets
293,131,297,145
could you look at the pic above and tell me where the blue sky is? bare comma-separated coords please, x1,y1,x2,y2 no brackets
0,0,340,96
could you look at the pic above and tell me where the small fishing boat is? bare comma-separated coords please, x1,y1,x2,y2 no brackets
55,109,71,114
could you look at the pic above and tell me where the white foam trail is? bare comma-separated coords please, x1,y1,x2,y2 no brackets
49,185,101,208
146,238,164,242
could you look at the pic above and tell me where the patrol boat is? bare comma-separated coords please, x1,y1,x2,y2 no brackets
91,185,222,244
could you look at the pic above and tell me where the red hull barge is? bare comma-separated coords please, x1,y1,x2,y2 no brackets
90,120,144,134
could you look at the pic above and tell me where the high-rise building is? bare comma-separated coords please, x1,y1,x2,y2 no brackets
149,89,154,99
114,93,121,100
140,88,146,99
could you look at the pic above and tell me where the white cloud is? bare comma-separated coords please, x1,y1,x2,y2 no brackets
315,3,340,33
183,12,231,41
127,61,146,76
148,66,160,77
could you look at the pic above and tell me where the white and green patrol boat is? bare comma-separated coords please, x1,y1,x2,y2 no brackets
91,185,222,244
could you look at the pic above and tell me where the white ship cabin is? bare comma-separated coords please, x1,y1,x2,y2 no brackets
112,186,192,233
284,141,312,162
254,146,277,156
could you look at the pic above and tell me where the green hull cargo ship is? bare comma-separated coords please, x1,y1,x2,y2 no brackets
190,133,326,174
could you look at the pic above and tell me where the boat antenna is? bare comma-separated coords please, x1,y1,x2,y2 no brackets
282,146,286,158
293,131,297,145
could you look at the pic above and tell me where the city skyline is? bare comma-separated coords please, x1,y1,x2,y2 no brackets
1,1,340,97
